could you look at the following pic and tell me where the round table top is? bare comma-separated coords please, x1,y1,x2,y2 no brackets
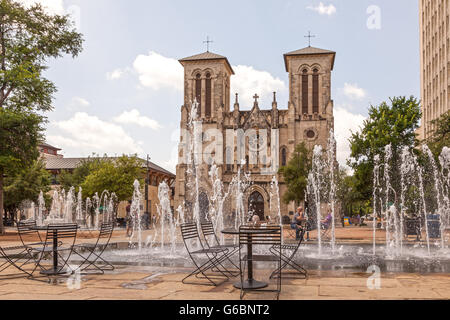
221,225,280,235
29,224,78,231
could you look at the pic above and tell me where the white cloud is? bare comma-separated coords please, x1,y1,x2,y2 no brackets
334,106,366,169
307,2,336,16
231,65,287,108
47,112,144,156
111,52,287,108
132,51,183,91
113,109,162,130
106,69,126,81
67,97,90,110
343,83,367,100
16,0,65,15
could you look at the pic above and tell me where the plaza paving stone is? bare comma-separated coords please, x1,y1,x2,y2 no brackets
0,263,448,300
0,226,449,300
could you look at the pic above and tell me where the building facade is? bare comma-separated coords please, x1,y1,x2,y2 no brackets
174,47,336,221
419,0,450,140
40,145,175,221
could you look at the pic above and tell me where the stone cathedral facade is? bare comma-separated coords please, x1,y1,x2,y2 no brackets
174,46,336,221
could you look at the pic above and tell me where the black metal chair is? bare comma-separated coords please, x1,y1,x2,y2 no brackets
238,225,282,300
200,221,239,276
180,222,230,286
269,225,307,279
17,221,50,248
0,244,35,278
71,222,115,274
28,224,78,279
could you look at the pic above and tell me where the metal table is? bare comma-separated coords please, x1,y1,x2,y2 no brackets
30,225,74,275
222,227,277,290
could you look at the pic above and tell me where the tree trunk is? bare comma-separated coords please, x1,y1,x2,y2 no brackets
0,171,4,235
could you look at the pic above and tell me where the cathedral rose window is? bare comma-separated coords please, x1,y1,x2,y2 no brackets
306,130,316,139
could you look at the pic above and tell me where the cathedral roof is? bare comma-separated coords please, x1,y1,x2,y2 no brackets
179,51,235,74
283,46,336,71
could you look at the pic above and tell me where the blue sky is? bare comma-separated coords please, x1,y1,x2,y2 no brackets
20,0,420,172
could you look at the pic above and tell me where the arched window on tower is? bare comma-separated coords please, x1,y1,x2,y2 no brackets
313,69,319,114
281,148,287,167
195,73,202,117
302,69,308,114
205,73,212,118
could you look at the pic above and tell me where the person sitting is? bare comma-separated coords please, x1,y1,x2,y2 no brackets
251,213,261,226
291,207,306,240
321,209,333,239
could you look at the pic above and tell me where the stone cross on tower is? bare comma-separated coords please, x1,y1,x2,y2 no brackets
253,94,259,106
304,31,315,47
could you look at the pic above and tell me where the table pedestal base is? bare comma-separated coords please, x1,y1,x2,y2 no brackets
233,279,268,289
40,268,70,276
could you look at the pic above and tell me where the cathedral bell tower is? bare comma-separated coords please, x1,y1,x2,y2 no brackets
283,46,335,118
179,51,234,120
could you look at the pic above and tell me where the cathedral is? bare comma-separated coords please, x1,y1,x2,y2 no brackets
174,45,336,221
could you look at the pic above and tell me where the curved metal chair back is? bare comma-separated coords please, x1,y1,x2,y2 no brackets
238,225,282,246
17,221,43,247
180,222,205,252
200,221,219,247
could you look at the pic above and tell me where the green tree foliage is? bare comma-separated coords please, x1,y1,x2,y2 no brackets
0,0,83,233
278,142,312,206
58,155,107,191
3,159,51,220
81,155,144,203
426,110,450,158
348,96,421,202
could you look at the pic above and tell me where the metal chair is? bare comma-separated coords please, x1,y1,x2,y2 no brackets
0,244,35,278
269,225,307,279
200,221,239,276
71,222,115,274
238,225,282,300
28,224,78,279
17,221,50,248
180,222,230,286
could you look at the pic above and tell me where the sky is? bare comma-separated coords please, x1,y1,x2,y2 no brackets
17,0,420,172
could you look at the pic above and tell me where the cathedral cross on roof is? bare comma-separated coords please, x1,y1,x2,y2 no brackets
304,31,316,47
203,36,214,52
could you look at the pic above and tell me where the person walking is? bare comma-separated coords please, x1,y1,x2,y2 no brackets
126,200,132,237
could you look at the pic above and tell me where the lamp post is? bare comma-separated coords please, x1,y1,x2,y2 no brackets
145,154,150,229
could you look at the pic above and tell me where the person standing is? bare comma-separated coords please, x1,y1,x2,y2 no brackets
291,207,306,240
126,200,132,237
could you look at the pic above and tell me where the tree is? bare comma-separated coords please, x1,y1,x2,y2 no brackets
427,110,450,158
81,155,145,203
58,155,107,191
3,159,51,220
0,0,83,233
278,142,312,206
348,96,421,202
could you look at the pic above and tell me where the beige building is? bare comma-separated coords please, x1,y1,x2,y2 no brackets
174,46,335,221
39,143,175,222
419,0,450,140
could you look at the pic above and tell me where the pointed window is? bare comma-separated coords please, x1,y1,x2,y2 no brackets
205,73,212,117
302,69,308,114
281,148,287,167
195,74,202,117
313,69,319,114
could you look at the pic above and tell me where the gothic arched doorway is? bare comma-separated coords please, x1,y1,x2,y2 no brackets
248,191,265,221
198,192,209,222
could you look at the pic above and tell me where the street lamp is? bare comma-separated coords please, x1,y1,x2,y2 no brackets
145,154,150,229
